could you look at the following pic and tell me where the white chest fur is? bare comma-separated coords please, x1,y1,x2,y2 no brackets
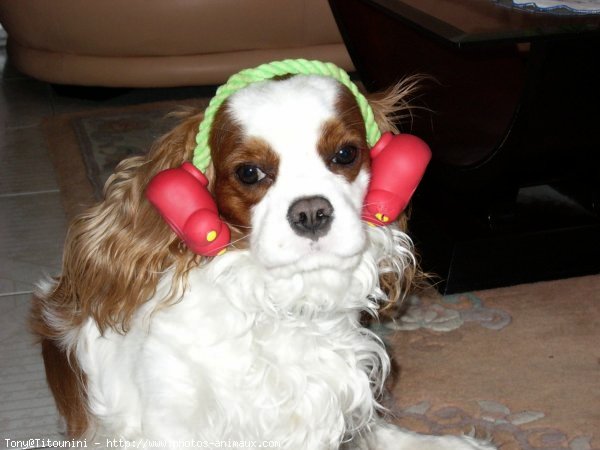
76,249,390,449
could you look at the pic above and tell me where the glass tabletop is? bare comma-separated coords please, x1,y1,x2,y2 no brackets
368,0,600,46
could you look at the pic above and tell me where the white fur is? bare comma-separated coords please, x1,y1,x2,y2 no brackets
50,76,495,450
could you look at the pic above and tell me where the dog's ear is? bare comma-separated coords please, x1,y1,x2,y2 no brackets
366,74,425,135
45,109,208,334
366,76,429,308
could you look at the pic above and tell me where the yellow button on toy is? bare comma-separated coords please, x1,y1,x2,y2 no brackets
375,213,390,223
217,248,227,256
206,230,217,242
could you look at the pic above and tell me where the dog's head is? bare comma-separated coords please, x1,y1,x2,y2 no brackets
50,71,421,333
209,75,370,272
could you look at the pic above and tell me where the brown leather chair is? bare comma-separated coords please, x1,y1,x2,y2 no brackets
0,0,353,87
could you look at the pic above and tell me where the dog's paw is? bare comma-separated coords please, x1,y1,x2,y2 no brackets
434,435,496,450
398,434,495,450
369,423,496,450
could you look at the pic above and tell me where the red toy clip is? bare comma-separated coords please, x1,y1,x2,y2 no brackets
146,163,230,257
362,132,431,226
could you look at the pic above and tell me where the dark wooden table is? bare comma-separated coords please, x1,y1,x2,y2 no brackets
330,0,600,293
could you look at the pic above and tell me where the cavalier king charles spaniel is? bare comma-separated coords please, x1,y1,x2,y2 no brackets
32,64,495,450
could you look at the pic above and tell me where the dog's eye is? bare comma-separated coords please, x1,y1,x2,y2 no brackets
331,145,358,165
236,164,267,184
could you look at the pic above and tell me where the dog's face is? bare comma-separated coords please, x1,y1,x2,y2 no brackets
209,75,371,271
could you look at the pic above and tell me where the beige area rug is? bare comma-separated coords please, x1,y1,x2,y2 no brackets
40,102,600,449
381,278,600,449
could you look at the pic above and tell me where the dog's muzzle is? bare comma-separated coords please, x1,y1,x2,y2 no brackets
287,196,334,241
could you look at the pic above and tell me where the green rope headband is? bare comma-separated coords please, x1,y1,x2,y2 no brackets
192,59,381,173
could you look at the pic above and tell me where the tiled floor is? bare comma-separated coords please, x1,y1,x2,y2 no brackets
0,30,216,445
0,28,66,442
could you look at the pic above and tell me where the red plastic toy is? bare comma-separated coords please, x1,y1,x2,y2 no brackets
145,162,230,257
362,132,432,226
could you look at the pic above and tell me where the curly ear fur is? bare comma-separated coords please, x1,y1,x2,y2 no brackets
33,109,207,337
367,74,426,135
366,75,427,310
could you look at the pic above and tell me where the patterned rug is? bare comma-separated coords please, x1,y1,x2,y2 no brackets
380,279,600,450
42,102,600,449
43,99,208,219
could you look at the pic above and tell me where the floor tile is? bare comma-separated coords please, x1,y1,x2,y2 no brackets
0,126,59,195
0,192,66,295
0,257,56,297
0,51,28,82
0,293,62,442
0,78,53,130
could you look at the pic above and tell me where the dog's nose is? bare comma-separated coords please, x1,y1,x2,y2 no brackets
287,196,334,240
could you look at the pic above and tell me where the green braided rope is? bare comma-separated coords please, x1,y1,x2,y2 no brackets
192,59,381,172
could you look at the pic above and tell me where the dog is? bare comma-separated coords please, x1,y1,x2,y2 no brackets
32,64,495,449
